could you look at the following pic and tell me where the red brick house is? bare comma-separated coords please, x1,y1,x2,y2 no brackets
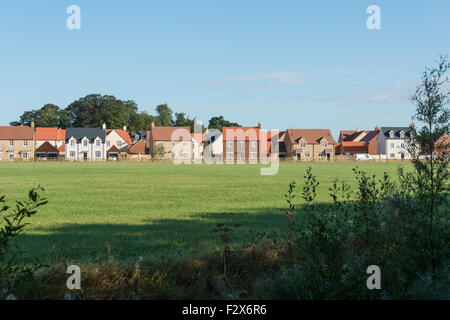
222,123,267,162
336,127,380,155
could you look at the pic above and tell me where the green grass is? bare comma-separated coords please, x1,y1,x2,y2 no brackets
0,161,410,264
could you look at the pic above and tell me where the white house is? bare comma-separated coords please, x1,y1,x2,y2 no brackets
65,128,106,161
203,129,223,162
191,133,204,163
377,127,412,160
106,125,133,159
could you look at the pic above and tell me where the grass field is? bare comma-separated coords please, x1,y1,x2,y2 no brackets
1,161,410,264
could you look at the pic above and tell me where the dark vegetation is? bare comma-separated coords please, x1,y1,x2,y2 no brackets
10,95,240,133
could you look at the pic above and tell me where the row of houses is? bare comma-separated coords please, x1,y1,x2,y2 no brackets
0,121,447,162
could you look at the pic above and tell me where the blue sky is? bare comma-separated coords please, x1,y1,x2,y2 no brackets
0,0,449,138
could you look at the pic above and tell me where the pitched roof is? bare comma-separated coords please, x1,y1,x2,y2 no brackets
285,129,336,145
36,141,59,153
335,141,368,154
0,126,34,140
380,127,411,139
150,126,191,141
339,129,379,143
35,127,66,141
65,128,106,143
106,129,133,145
128,139,146,154
222,126,263,141
58,144,66,154
191,133,204,144
107,145,120,154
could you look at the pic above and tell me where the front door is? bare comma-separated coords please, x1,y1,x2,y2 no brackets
401,153,405,160
327,153,330,160
171,151,175,161
83,152,88,160
9,152,14,161
296,153,301,160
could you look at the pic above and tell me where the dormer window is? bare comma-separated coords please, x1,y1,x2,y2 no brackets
400,131,405,138
300,142,306,148
322,142,327,148
389,130,394,138
70,140,75,147
9,141,14,147
96,140,101,147
83,140,88,147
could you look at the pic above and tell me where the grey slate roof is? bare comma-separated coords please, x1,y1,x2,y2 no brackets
65,128,106,143
380,127,411,139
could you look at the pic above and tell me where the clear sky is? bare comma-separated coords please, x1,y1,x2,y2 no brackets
0,0,449,138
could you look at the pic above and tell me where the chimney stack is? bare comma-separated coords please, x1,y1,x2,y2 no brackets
375,125,379,131
151,121,155,128
411,122,415,128
356,127,361,132
123,125,127,131
31,120,35,128
102,122,106,130
257,122,261,129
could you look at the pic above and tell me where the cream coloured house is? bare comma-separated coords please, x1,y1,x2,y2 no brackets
0,126,35,161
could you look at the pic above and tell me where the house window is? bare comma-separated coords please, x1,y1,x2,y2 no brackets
318,153,323,158
96,140,101,147
227,141,233,148
182,152,189,158
305,153,310,158
171,142,175,147
0,151,2,159
95,151,101,158
158,152,164,158
390,143,394,148
9,141,14,147
182,141,188,147
239,141,245,148
226,152,234,159
300,142,306,148
83,140,88,147
401,143,405,148
159,142,164,148
322,142,327,147
390,153,395,158
250,152,257,159
21,152,30,159
23,141,28,147
211,136,216,143
70,140,75,147
69,151,75,157
117,141,122,147
251,141,257,148
107,141,110,147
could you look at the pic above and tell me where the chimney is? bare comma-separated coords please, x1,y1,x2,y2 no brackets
102,122,106,130
31,120,35,128
123,125,127,131
375,125,379,131
411,122,415,128
356,127,361,132
151,121,155,128
257,122,261,129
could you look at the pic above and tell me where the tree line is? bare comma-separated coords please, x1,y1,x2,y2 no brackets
10,94,241,133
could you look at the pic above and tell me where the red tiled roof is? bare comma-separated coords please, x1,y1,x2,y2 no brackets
0,126,34,140
106,129,133,145
223,126,263,141
336,141,367,154
339,130,379,143
191,133,204,144
150,126,191,141
286,129,336,145
35,127,66,141
58,144,66,154
128,140,146,154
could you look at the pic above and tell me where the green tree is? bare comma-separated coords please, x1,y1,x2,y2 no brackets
207,116,240,132
156,104,174,126
400,55,450,273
